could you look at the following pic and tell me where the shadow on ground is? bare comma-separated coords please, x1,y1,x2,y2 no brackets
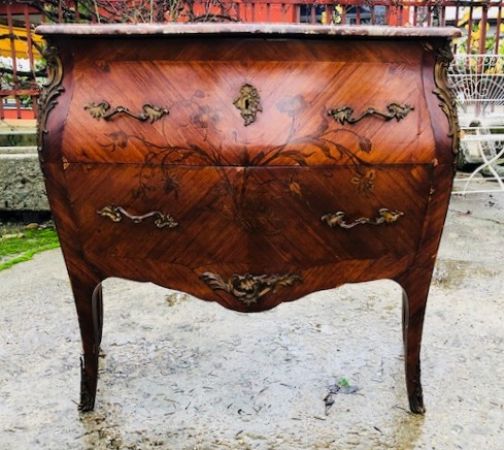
0,193,503,449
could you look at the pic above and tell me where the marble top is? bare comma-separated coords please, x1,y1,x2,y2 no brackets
36,23,461,38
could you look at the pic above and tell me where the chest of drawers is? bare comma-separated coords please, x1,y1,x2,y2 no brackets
36,23,460,414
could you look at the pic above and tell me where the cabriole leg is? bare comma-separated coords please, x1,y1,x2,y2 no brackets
396,265,435,415
67,266,103,412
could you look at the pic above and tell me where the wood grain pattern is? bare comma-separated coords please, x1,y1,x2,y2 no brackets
36,27,457,414
65,164,430,265
61,39,435,167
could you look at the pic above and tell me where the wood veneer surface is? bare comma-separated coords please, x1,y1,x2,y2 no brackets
36,27,458,414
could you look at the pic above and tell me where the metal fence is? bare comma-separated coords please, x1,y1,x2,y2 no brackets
2,0,504,120
1,0,504,193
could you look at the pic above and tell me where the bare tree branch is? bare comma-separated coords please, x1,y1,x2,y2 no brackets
13,0,237,24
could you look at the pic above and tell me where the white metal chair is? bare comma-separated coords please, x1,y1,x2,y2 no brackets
448,54,504,194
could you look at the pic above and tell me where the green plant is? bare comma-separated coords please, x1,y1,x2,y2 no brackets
337,377,350,388
0,227,60,271
456,8,504,55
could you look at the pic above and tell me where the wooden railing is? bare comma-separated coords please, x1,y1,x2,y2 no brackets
1,0,504,120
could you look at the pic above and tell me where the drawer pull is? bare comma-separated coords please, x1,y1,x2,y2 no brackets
328,103,414,125
201,272,302,306
84,101,169,123
97,205,178,229
233,83,262,126
321,208,404,229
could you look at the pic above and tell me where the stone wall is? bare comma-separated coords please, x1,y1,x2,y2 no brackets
0,146,49,211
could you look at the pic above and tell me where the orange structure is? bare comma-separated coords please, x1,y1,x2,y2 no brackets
2,0,504,121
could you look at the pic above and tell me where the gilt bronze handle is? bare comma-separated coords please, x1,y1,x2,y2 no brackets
321,208,404,229
97,205,178,229
201,272,302,306
85,101,169,123
328,103,414,125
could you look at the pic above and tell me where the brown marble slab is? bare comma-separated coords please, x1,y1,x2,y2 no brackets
36,23,461,38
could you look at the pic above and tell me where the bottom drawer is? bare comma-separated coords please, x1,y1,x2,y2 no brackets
65,164,432,270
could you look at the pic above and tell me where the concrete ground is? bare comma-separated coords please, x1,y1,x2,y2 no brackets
0,191,503,450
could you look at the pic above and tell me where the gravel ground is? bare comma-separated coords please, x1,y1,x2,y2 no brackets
0,192,503,450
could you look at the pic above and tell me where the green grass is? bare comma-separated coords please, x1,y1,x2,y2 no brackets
0,227,60,271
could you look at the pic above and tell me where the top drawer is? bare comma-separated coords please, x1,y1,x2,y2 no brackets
61,38,436,166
